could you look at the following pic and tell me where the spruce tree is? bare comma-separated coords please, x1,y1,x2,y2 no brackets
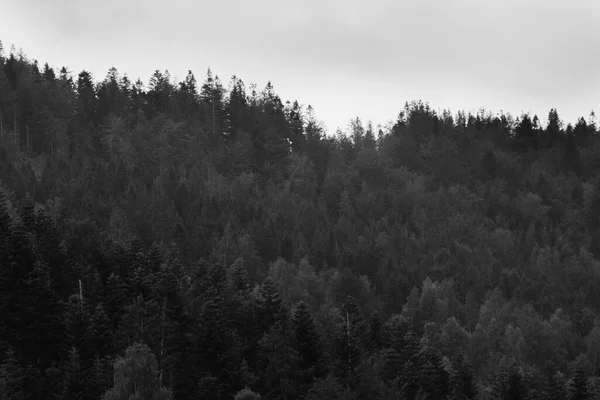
380,348,403,384
562,131,583,178
291,300,324,391
258,276,284,331
450,353,478,399
257,321,300,400
569,357,590,400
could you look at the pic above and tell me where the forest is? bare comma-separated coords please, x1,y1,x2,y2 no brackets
0,40,600,400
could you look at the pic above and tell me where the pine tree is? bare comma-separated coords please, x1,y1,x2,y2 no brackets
341,296,368,346
291,300,324,392
42,362,64,400
449,353,478,399
194,297,240,396
546,369,567,400
0,347,24,400
562,131,583,178
545,108,562,148
257,321,300,400
569,357,590,400
22,260,61,369
417,342,450,399
225,75,249,141
63,346,86,400
146,69,173,117
515,114,537,151
104,273,129,333
492,361,528,400
305,373,357,400
200,68,226,144
76,70,97,126
228,257,252,298
368,310,384,351
91,303,113,357
258,276,284,332
332,300,365,389
383,314,411,354
178,70,199,119
286,100,305,153
380,348,403,383
399,359,420,399
401,331,421,366
62,293,94,367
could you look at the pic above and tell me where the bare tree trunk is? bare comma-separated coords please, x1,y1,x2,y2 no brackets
79,279,84,310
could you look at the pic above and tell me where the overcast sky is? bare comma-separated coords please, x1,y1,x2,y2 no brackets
2,0,600,133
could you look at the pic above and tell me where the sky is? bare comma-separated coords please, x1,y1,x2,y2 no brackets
2,0,600,134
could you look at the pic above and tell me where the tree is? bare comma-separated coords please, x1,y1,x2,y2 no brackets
256,321,300,400
76,70,97,126
225,75,249,141
290,301,324,390
178,70,199,119
492,360,528,400
286,100,305,153
0,348,24,400
62,294,94,365
449,354,478,399
417,341,450,399
234,387,262,400
146,69,173,117
103,342,172,400
545,108,562,148
562,131,583,178
515,113,537,151
569,356,590,400
63,346,86,400
379,348,402,383
258,276,284,332
200,68,226,143
305,374,357,400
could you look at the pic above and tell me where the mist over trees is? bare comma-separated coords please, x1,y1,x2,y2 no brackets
1,40,600,399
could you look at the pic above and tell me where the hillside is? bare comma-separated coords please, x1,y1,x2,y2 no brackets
1,41,600,399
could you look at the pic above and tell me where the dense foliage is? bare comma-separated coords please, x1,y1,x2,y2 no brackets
1,41,600,399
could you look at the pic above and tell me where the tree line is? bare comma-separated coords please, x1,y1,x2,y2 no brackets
1,40,600,399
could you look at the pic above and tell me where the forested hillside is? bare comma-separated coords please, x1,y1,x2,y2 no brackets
1,41,600,399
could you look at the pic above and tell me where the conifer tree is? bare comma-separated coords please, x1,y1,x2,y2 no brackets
418,342,450,399
515,113,537,151
562,131,583,178
449,353,478,399
76,70,97,126
0,348,24,400
286,100,305,153
62,294,94,366
63,346,86,400
291,300,324,391
492,361,528,400
569,357,590,400
257,321,300,400
545,108,562,148
258,276,284,331
380,348,403,383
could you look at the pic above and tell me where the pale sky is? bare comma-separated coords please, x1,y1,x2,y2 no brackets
2,0,600,134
